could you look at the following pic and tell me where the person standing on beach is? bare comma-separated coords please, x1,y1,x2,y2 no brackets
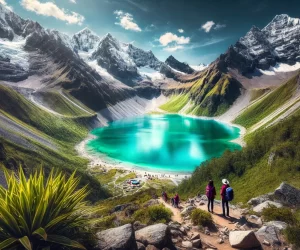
220,179,233,217
206,180,216,213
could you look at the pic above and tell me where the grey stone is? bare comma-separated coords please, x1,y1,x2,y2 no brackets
247,193,274,206
96,224,137,250
256,225,281,245
143,199,159,207
274,182,300,207
190,233,200,240
135,223,172,249
265,221,288,230
229,230,261,249
253,201,282,213
192,239,201,248
137,242,146,250
181,241,192,248
180,206,196,216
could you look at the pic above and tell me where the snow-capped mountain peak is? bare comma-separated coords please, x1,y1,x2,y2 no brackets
72,27,100,52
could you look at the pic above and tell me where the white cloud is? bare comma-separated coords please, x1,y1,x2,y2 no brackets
114,10,141,32
0,0,13,11
159,32,190,46
145,24,156,32
69,0,76,3
214,23,226,30
164,45,184,52
201,21,215,32
178,29,184,33
20,0,84,25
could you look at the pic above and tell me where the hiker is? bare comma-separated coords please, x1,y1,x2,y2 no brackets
220,179,234,217
206,180,216,213
174,193,180,208
162,191,168,202
171,197,175,207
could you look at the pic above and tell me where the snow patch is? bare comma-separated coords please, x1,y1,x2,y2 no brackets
190,64,208,71
138,66,164,81
259,62,300,75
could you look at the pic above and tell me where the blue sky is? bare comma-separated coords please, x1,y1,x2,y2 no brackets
2,0,300,65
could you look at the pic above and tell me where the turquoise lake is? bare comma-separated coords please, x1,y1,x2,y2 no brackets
87,114,241,173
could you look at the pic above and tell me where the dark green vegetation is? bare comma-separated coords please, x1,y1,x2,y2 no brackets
0,84,107,201
133,205,172,225
161,66,242,116
262,206,296,224
191,209,213,227
0,168,93,250
261,206,300,248
235,74,299,128
177,108,300,203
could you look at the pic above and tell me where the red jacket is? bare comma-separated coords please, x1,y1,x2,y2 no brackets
206,185,216,199
220,184,229,200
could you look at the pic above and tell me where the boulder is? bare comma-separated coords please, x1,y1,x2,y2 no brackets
274,182,300,207
96,224,137,250
229,230,261,249
181,241,192,248
247,193,274,206
181,206,196,216
137,242,146,250
190,233,200,240
144,199,159,207
168,221,181,230
256,226,281,245
135,223,172,249
253,201,282,213
265,221,288,230
192,239,201,248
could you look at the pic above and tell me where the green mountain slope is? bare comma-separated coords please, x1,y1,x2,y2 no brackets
234,73,300,128
177,109,300,203
161,65,242,116
0,84,108,201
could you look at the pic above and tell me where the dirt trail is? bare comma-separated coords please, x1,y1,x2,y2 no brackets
159,197,242,250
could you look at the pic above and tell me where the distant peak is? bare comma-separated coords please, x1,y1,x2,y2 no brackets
75,27,98,36
249,25,261,32
272,14,289,22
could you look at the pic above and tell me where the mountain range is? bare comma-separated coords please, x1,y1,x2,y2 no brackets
1,3,300,174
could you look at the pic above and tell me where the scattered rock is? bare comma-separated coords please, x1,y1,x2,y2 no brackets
253,200,282,213
274,182,300,207
256,225,281,245
199,201,205,206
137,242,146,250
113,204,130,212
179,226,187,235
205,229,210,235
143,199,159,207
249,215,259,220
146,245,159,250
170,229,183,238
192,239,201,248
96,224,137,250
262,240,271,246
168,221,181,230
229,230,261,249
265,221,288,230
218,238,224,244
135,223,172,249
247,193,274,206
181,206,196,216
181,241,192,248
190,233,200,240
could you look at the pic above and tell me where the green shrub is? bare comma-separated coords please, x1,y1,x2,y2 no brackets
133,205,172,225
284,225,300,248
262,206,296,224
0,168,93,250
94,215,116,230
191,209,213,227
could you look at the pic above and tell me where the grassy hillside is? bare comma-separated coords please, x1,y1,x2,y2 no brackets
234,74,299,128
161,66,242,116
33,90,94,117
177,109,300,203
0,84,108,201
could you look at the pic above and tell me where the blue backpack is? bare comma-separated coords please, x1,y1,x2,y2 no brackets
225,187,234,201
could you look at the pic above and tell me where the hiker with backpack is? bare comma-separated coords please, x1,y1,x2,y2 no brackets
220,179,234,217
206,180,216,213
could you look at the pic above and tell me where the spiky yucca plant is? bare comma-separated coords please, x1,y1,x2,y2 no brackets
0,168,92,250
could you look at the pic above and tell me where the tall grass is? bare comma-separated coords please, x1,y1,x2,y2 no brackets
0,168,93,250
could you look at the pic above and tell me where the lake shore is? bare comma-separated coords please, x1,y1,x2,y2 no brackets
76,112,246,184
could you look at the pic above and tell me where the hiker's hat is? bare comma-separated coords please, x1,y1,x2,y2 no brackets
222,179,229,185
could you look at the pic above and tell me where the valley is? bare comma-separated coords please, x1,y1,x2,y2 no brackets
1,2,300,249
